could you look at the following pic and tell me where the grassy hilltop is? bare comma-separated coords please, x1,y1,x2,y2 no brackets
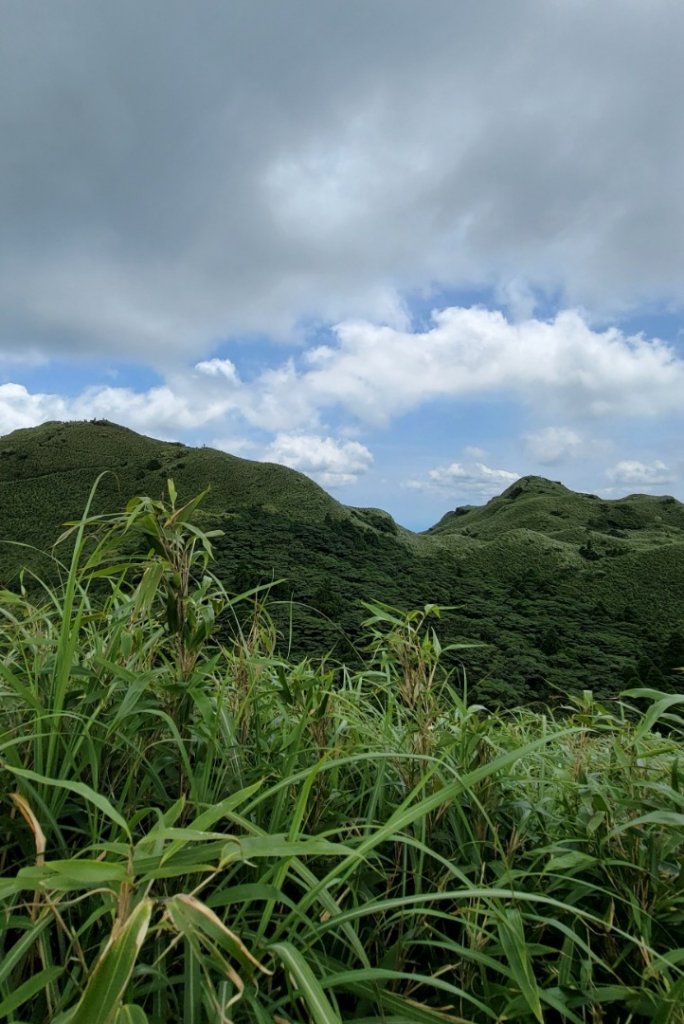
1,419,684,704
0,418,346,536
429,473,684,545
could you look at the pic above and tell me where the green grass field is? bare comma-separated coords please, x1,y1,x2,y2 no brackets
1,484,684,1022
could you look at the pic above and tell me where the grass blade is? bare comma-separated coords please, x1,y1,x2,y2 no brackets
0,966,63,1019
5,763,131,838
496,908,544,1023
269,941,342,1024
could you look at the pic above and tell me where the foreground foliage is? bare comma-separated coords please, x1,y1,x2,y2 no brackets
1,484,684,1022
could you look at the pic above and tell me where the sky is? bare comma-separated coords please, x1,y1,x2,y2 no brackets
1,0,684,529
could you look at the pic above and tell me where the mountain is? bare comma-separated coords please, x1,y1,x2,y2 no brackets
428,473,684,541
0,418,347,534
2,420,684,705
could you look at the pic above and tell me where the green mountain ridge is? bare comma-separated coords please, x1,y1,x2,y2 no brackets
428,472,684,541
0,418,348,526
1,419,683,704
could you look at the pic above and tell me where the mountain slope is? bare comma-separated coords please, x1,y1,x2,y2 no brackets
0,419,350,565
1,420,684,705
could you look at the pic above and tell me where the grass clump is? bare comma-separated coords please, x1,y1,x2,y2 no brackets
1,483,684,1023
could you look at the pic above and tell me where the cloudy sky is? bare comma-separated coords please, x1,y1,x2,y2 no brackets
1,0,683,528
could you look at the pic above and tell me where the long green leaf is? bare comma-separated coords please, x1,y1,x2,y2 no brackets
0,914,52,985
66,899,153,1024
182,939,201,1024
49,474,109,776
496,908,544,1023
283,731,579,927
322,968,496,1019
4,763,130,838
220,833,351,866
0,965,63,1018
0,659,42,712
17,858,130,890
166,894,270,977
269,941,341,1024
114,1006,149,1024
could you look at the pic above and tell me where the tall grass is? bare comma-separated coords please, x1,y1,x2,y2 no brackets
1,483,684,1022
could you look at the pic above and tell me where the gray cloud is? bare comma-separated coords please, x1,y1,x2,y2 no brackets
2,0,684,365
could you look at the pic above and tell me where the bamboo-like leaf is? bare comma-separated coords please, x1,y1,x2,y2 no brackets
115,1004,150,1023
545,851,597,873
206,882,287,911
623,689,684,737
496,909,544,1024
166,894,270,976
165,898,250,1013
141,782,262,865
220,833,351,867
182,939,202,1024
0,914,52,985
0,877,23,900
269,941,341,1024
66,898,153,1024
130,561,165,613
165,488,210,528
0,966,63,1018
0,659,42,711
609,810,684,835
153,827,235,843
4,763,130,837
18,858,130,890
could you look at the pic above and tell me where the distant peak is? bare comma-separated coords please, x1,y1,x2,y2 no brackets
501,476,569,499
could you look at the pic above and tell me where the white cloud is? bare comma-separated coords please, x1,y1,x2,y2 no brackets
463,444,487,459
408,460,518,498
195,359,240,383
0,381,371,487
606,460,674,488
3,306,683,446
210,436,257,456
0,383,68,434
247,308,684,428
0,379,235,439
263,433,373,487
525,427,583,464
525,426,615,465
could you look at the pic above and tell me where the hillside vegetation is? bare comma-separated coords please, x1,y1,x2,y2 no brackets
1,485,684,1022
1,420,684,705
